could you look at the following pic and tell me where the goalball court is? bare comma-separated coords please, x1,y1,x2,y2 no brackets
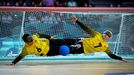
0,7,134,75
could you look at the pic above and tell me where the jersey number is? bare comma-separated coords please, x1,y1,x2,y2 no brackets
94,43,102,48
36,47,42,52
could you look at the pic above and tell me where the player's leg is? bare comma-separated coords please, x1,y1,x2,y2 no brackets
46,39,84,56
59,39,84,55
46,39,72,56
55,39,84,54
46,39,63,56
69,42,84,54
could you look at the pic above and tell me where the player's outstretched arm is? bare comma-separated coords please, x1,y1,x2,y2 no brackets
105,49,128,63
9,53,26,65
36,33,56,40
71,15,95,35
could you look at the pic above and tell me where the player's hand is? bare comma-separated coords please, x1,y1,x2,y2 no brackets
10,63,15,65
71,15,78,23
6,63,15,66
50,35,56,39
121,59,128,63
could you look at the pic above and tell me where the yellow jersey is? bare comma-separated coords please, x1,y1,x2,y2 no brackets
82,30,109,54
22,34,50,56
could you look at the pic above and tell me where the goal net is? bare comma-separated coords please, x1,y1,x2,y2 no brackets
0,7,134,60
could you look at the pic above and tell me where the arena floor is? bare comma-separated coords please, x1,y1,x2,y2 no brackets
0,61,134,75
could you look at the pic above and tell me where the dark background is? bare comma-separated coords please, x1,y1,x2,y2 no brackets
0,0,134,7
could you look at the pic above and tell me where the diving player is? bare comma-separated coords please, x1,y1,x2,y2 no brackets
70,15,127,62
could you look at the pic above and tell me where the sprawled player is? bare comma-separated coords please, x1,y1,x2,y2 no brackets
70,15,127,63
10,33,83,65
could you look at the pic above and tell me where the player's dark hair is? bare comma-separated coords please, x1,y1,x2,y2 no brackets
22,34,30,42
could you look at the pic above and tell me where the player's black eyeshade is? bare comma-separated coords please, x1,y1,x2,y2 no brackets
22,34,33,43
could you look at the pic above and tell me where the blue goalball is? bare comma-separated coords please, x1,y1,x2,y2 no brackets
59,45,70,56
